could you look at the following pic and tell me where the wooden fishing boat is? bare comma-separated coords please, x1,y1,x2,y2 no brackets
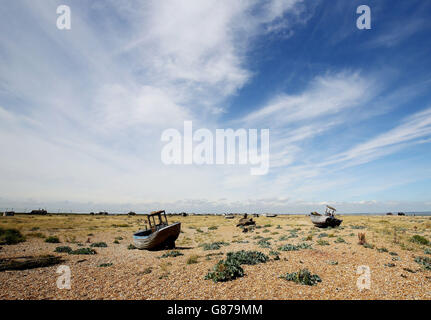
133,210,181,250
310,206,342,228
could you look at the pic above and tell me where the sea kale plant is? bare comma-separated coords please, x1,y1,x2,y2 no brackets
278,243,312,251
205,250,269,282
280,269,322,286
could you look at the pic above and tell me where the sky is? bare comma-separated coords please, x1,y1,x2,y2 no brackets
0,0,431,214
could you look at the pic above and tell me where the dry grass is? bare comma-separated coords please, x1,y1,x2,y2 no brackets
0,214,430,300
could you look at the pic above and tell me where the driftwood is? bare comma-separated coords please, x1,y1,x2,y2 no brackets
0,255,63,271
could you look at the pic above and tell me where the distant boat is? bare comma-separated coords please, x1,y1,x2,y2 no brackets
310,206,342,228
133,210,181,250
263,213,277,217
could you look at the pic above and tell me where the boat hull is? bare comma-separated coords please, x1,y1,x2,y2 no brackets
133,223,181,250
310,215,342,228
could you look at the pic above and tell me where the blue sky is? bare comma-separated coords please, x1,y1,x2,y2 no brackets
0,0,431,213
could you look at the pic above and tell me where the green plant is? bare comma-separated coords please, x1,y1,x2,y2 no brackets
414,256,431,270
317,239,329,246
280,269,321,286
127,244,137,250
257,238,271,248
98,263,113,267
90,242,107,248
113,240,120,244
377,247,388,253
424,248,431,255
363,243,375,249
0,228,26,245
335,237,345,243
54,246,73,253
160,250,184,258
69,248,97,255
328,261,338,265
410,235,429,246
208,226,218,230
278,243,312,251
201,241,230,250
204,259,244,282
226,250,269,265
45,236,60,243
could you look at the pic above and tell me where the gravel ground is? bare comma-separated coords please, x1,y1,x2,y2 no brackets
0,214,430,300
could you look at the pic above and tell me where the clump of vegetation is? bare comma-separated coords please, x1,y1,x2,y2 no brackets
389,251,398,256
208,226,218,230
318,233,328,238
113,240,120,244
414,256,431,270
304,235,313,241
0,255,63,271
0,228,26,245
269,250,280,260
196,228,204,233
335,237,346,243
186,255,199,264
226,250,269,265
328,260,338,265
317,239,329,246
377,247,388,253
280,269,322,286
45,236,60,243
112,224,129,228
54,246,73,253
363,243,375,249
115,236,123,241
358,233,366,245
410,235,429,246
424,248,431,255
127,244,137,250
204,259,244,282
384,263,396,267
90,242,107,248
351,225,366,230
279,235,288,241
276,225,281,229
262,229,270,233
205,250,268,282
278,243,312,251
263,224,272,228
201,241,230,250
257,238,271,248
98,263,113,267
69,248,97,255
160,250,184,258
